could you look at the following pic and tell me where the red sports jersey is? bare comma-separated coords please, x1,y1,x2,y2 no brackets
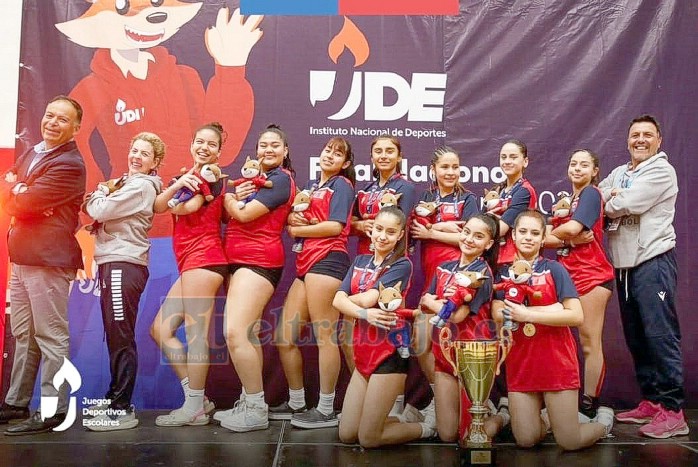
551,186,615,295
353,174,416,255
501,257,580,392
295,176,354,276
495,178,537,265
225,167,296,268
418,190,479,291
339,255,413,377
172,180,228,273
428,258,494,376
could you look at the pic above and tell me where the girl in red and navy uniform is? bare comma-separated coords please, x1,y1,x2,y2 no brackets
218,125,297,433
545,150,615,419
420,213,509,442
410,147,479,421
492,210,613,450
344,136,416,372
487,140,537,268
151,123,230,427
411,147,479,290
272,137,356,429
351,136,416,255
334,207,436,448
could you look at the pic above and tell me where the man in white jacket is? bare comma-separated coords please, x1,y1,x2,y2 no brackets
599,115,687,439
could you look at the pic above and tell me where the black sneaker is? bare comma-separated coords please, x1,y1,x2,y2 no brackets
290,408,338,429
268,402,307,421
4,411,66,436
0,403,30,425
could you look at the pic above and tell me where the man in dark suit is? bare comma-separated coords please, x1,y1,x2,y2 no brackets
0,95,86,435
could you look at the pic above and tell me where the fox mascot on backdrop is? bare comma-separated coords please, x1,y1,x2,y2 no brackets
56,0,264,238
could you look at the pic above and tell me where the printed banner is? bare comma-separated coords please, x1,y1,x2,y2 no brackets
10,0,698,409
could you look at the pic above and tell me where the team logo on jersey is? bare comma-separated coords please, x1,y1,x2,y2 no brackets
657,291,666,301
114,99,145,126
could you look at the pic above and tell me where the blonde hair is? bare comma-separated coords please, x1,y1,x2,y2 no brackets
131,132,166,169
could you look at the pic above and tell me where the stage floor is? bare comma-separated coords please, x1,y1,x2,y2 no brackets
1,410,697,467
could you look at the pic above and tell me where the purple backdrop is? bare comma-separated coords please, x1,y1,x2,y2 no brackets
11,0,698,410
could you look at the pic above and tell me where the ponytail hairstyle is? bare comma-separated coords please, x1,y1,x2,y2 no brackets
373,205,408,280
258,124,296,177
194,121,227,148
468,213,500,272
496,139,528,193
370,136,402,179
326,137,356,186
569,148,601,186
429,145,466,197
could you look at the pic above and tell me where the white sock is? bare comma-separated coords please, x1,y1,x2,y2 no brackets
419,422,436,438
390,395,405,416
317,392,335,416
246,391,266,408
289,388,306,410
180,377,190,394
183,388,204,414
430,383,435,397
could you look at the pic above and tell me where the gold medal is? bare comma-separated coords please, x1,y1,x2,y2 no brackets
523,323,536,337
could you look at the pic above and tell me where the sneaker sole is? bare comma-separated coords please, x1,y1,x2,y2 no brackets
615,415,653,424
85,419,140,432
220,420,269,432
640,426,690,439
268,413,293,421
290,419,339,429
155,415,209,427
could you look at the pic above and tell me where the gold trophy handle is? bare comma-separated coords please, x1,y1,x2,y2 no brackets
439,326,458,377
496,326,512,376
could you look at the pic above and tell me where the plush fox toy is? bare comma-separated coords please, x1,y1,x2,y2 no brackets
229,157,273,209
413,200,438,230
290,190,318,253
168,163,226,208
362,192,402,220
84,175,128,233
430,269,488,328
483,187,506,215
493,259,543,305
377,281,419,359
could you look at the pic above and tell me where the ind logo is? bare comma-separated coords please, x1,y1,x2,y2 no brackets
114,99,145,126
309,18,447,122
40,357,82,431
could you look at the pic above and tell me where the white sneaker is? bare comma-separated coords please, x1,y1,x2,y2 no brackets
85,406,139,432
389,397,405,418
220,400,269,433
155,407,209,427
593,406,614,437
496,397,510,427
399,403,424,423
421,400,437,431
541,408,597,434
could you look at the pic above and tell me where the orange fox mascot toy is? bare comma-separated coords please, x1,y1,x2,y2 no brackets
377,281,419,359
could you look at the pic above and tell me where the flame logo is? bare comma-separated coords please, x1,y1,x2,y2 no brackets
40,357,82,431
328,17,369,67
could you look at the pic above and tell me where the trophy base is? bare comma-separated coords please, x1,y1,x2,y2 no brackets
459,445,496,466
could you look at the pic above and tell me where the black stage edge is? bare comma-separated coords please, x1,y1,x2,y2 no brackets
1,410,697,467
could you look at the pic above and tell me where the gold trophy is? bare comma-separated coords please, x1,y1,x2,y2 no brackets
439,326,512,466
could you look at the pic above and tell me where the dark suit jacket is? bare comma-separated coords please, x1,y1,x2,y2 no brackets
0,141,86,268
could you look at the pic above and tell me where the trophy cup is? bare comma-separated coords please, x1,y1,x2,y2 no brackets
439,326,512,466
